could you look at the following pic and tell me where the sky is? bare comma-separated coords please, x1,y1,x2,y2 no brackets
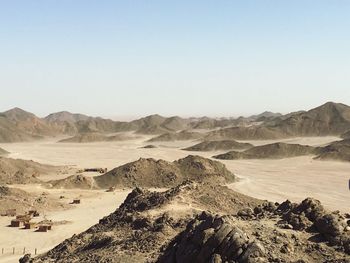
0,1,350,119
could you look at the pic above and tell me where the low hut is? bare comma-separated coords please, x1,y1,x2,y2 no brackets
37,225,52,232
10,219,23,227
106,186,116,192
71,199,81,204
24,222,36,229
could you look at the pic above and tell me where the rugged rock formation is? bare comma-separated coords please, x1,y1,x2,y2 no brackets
159,212,266,263
239,197,350,256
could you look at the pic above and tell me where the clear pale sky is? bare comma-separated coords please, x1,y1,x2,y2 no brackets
0,1,349,119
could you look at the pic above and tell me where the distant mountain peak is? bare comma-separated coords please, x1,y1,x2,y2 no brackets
3,107,36,121
44,111,90,123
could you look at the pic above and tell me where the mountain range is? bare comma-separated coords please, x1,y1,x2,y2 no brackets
1,102,350,142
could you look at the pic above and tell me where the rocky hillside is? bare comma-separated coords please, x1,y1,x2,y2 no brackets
205,126,287,141
0,157,61,184
315,139,350,162
58,132,138,143
0,185,68,215
148,130,204,142
202,102,350,141
94,155,235,188
2,102,350,142
0,114,42,142
250,111,282,122
44,111,90,123
213,142,317,160
188,117,238,130
183,140,253,152
213,139,350,162
159,198,350,263
46,174,97,189
28,181,261,263
25,182,350,263
2,108,58,137
133,115,190,134
270,102,350,136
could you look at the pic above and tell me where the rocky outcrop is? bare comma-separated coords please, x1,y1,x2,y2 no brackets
94,155,235,188
159,212,266,263
213,143,317,160
314,139,350,162
239,197,350,255
23,184,350,263
46,174,97,189
183,140,253,152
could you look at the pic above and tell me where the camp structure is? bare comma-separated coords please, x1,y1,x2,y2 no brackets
11,214,32,227
78,168,107,173
10,219,24,227
71,199,81,204
106,186,116,192
37,225,52,232
24,222,37,229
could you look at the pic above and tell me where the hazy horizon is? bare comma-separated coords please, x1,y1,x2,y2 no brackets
1,1,349,117
0,100,345,121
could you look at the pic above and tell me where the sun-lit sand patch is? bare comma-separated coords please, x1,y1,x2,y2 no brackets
0,185,130,263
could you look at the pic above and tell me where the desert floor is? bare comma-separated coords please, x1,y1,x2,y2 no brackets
0,135,349,262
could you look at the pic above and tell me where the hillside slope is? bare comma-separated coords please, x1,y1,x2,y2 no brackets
183,140,253,152
0,157,60,184
28,183,350,263
214,142,317,160
94,155,235,188
272,102,350,136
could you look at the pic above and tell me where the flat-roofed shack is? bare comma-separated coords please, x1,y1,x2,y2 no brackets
37,225,52,232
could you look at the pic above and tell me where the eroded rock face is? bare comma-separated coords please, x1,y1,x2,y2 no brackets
244,197,350,255
19,254,32,263
159,212,266,263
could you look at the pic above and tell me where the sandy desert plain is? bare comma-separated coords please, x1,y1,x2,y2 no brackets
0,133,349,262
